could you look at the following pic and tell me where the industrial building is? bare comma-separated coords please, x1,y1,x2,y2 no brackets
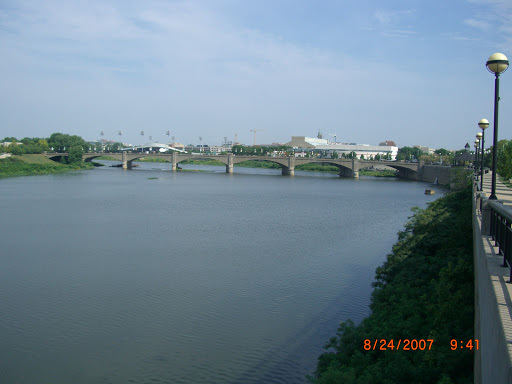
284,136,399,160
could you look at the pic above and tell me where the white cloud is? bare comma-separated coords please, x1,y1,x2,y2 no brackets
372,9,416,38
465,0,512,50
464,18,490,30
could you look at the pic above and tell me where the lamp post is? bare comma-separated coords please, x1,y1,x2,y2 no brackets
476,132,483,187
478,119,489,191
474,139,480,181
486,53,509,199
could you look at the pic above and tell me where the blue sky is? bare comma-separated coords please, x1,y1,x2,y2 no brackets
1,0,511,149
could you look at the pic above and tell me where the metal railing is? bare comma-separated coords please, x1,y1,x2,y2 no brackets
477,183,512,283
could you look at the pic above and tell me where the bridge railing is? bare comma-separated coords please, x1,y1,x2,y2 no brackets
476,185,512,283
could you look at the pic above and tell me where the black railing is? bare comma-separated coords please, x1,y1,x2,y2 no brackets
478,184,512,283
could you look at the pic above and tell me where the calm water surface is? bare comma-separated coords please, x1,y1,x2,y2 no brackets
0,162,441,383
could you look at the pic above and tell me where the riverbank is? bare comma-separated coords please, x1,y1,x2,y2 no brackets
310,184,473,384
0,154,93,178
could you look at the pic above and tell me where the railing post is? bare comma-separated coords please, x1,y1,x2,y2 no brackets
481,200,492,236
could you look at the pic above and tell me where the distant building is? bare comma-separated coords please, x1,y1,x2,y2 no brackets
379,140,396,147
284,136,398,160
1,141,22,147
169,142,185,151
126,142,186,153
413,145,435,155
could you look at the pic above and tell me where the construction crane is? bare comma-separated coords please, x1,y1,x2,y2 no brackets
329,133,337,144
250,129,264,146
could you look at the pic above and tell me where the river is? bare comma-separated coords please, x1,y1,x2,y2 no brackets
0,161,441,383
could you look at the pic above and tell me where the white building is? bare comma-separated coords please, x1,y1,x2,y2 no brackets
284,136,399,160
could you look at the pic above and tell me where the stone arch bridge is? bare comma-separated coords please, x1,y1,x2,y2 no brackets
44,152,431,180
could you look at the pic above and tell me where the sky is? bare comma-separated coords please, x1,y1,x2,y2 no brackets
1,0,511,150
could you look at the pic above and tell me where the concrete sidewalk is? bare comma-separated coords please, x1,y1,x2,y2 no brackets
474,171,512,384
479,172,512,206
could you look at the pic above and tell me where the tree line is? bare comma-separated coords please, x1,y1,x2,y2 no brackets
2,133,89,165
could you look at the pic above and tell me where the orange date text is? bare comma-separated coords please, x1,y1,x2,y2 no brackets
363,339,434,351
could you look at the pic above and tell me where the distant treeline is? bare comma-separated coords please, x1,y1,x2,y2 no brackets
309,183,474,384
2,133,89,165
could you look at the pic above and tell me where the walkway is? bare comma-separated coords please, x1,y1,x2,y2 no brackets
479,172,512,205
474,171,512,384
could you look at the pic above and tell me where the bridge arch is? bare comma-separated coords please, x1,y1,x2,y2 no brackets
231,156,294,175
82,153,122,163
298,160,353,176
175,155,228,167
292,159,356,177
45,153,68,161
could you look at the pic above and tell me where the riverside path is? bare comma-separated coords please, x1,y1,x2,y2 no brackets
474,172,512,383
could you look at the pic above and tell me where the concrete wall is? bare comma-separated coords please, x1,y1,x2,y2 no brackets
419,164,452,185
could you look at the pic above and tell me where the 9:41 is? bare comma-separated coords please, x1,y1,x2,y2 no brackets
450,339,479,350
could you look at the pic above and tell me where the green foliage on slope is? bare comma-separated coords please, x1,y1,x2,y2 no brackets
0,155,91,178
310,185,474,384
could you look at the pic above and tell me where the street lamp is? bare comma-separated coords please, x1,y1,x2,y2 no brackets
478,118,489,191
474,139,480,180
486,53,509,199
476,132,483,186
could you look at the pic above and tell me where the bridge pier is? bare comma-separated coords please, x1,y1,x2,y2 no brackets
226,154,233,173
338,169,359,178
282,156,295,176
122,152,132,170
352,159,359,178
171,152,177,171
338,159,358,178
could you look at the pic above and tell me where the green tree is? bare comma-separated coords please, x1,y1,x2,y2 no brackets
67,146,84,165
10,145,24,155
397,146,423,161
496,140,512,179
48,133,88,153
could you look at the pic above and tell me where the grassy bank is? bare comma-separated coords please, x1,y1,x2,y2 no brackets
135,157,170,163
310,185,473,384
359,169,397,177
0,154,92,178
180,158,224,166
